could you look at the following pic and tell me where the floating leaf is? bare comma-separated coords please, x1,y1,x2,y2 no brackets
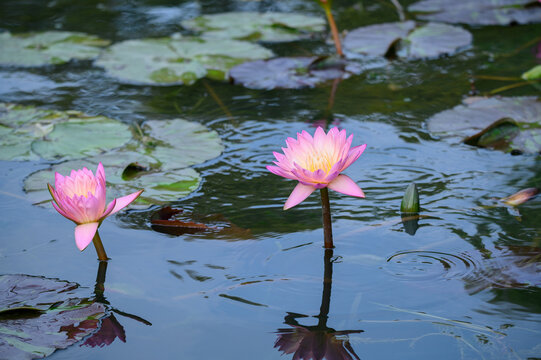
181,12,326,43
409,0,541,26
343,21,471,59
31,117,132,161
0,103,132,162
463,118,520,150
0,275,107,360
229,56,362,90
95,36,274,85
426,96,541,154
522,65,541,81
139,119,224,170
343,21,416,57
23,155,201,207
0,31,110,67
18,110,222,206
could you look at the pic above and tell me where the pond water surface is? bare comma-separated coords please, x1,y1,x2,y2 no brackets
1,1,540,359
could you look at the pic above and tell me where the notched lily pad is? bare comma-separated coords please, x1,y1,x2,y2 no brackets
0,31,110,67
229,56,362,90
0,274,107,360
139,119,224,170
0,103,132,162
181,12,326,43
343,21,471,59
427,96,541,154
23,118,222,206
409,0,541,26
95,36,274,85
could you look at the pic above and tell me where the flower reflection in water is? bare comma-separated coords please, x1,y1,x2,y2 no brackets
81,261,151,348
275,250,363,360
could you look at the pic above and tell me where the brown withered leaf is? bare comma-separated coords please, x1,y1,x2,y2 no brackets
150,206,252,239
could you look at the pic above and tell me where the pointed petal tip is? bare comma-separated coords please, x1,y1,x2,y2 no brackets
283,183,317,210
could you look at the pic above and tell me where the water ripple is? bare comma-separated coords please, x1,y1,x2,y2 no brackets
385,250,479,281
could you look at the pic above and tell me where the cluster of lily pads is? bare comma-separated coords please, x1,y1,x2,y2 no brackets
0,103,223,206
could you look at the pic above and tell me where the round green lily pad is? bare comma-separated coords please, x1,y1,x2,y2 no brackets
343,21,471,59
139,118,224,170
24,157,201,207
23,117,222,206
426,96,541,154
31,116,132,161
0,31,110,67
95,35,274,85
409,0,541,26
181,12,326,42
0,103,132,162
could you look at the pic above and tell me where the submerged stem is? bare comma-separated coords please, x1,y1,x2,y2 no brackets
92,231,109,261
320,187,334,248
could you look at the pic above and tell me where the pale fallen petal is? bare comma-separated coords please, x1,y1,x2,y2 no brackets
328,174,365,198
108,189,144,215
75,222,100,251
284,183,317,210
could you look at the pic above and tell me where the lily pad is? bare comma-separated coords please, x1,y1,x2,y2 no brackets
139,119,224,170
95,35,274,85
426,96,541,154
181,12,326,42
229,56,362,90
23,118,222,206
23,154,201,207
31,117,132,161
0,103,132,162
343,21,471,59
0,31,110,67
408,0,541,26
0,274,107,360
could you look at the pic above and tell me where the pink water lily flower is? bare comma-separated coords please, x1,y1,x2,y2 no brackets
48,163,143,251
267,127,366,210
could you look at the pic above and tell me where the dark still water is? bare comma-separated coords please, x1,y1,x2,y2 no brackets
1,0,540,359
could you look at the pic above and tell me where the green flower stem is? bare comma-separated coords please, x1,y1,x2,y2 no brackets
92,231,109,261
320,187,334,248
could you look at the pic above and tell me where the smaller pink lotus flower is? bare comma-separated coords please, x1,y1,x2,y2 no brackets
267,127,366,210
48,163,143,252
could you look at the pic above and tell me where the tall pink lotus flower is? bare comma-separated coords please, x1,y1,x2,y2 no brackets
48,163,143,255
267,127,366,209
267,127,366,248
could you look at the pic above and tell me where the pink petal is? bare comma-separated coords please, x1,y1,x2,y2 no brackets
328,174,365,198
341,144,367,171
101,198,117,221
96,162,105,182
75,222,99,251
108,189,143,216
284,183,317,210
267,165,296,180
51,200,78,223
